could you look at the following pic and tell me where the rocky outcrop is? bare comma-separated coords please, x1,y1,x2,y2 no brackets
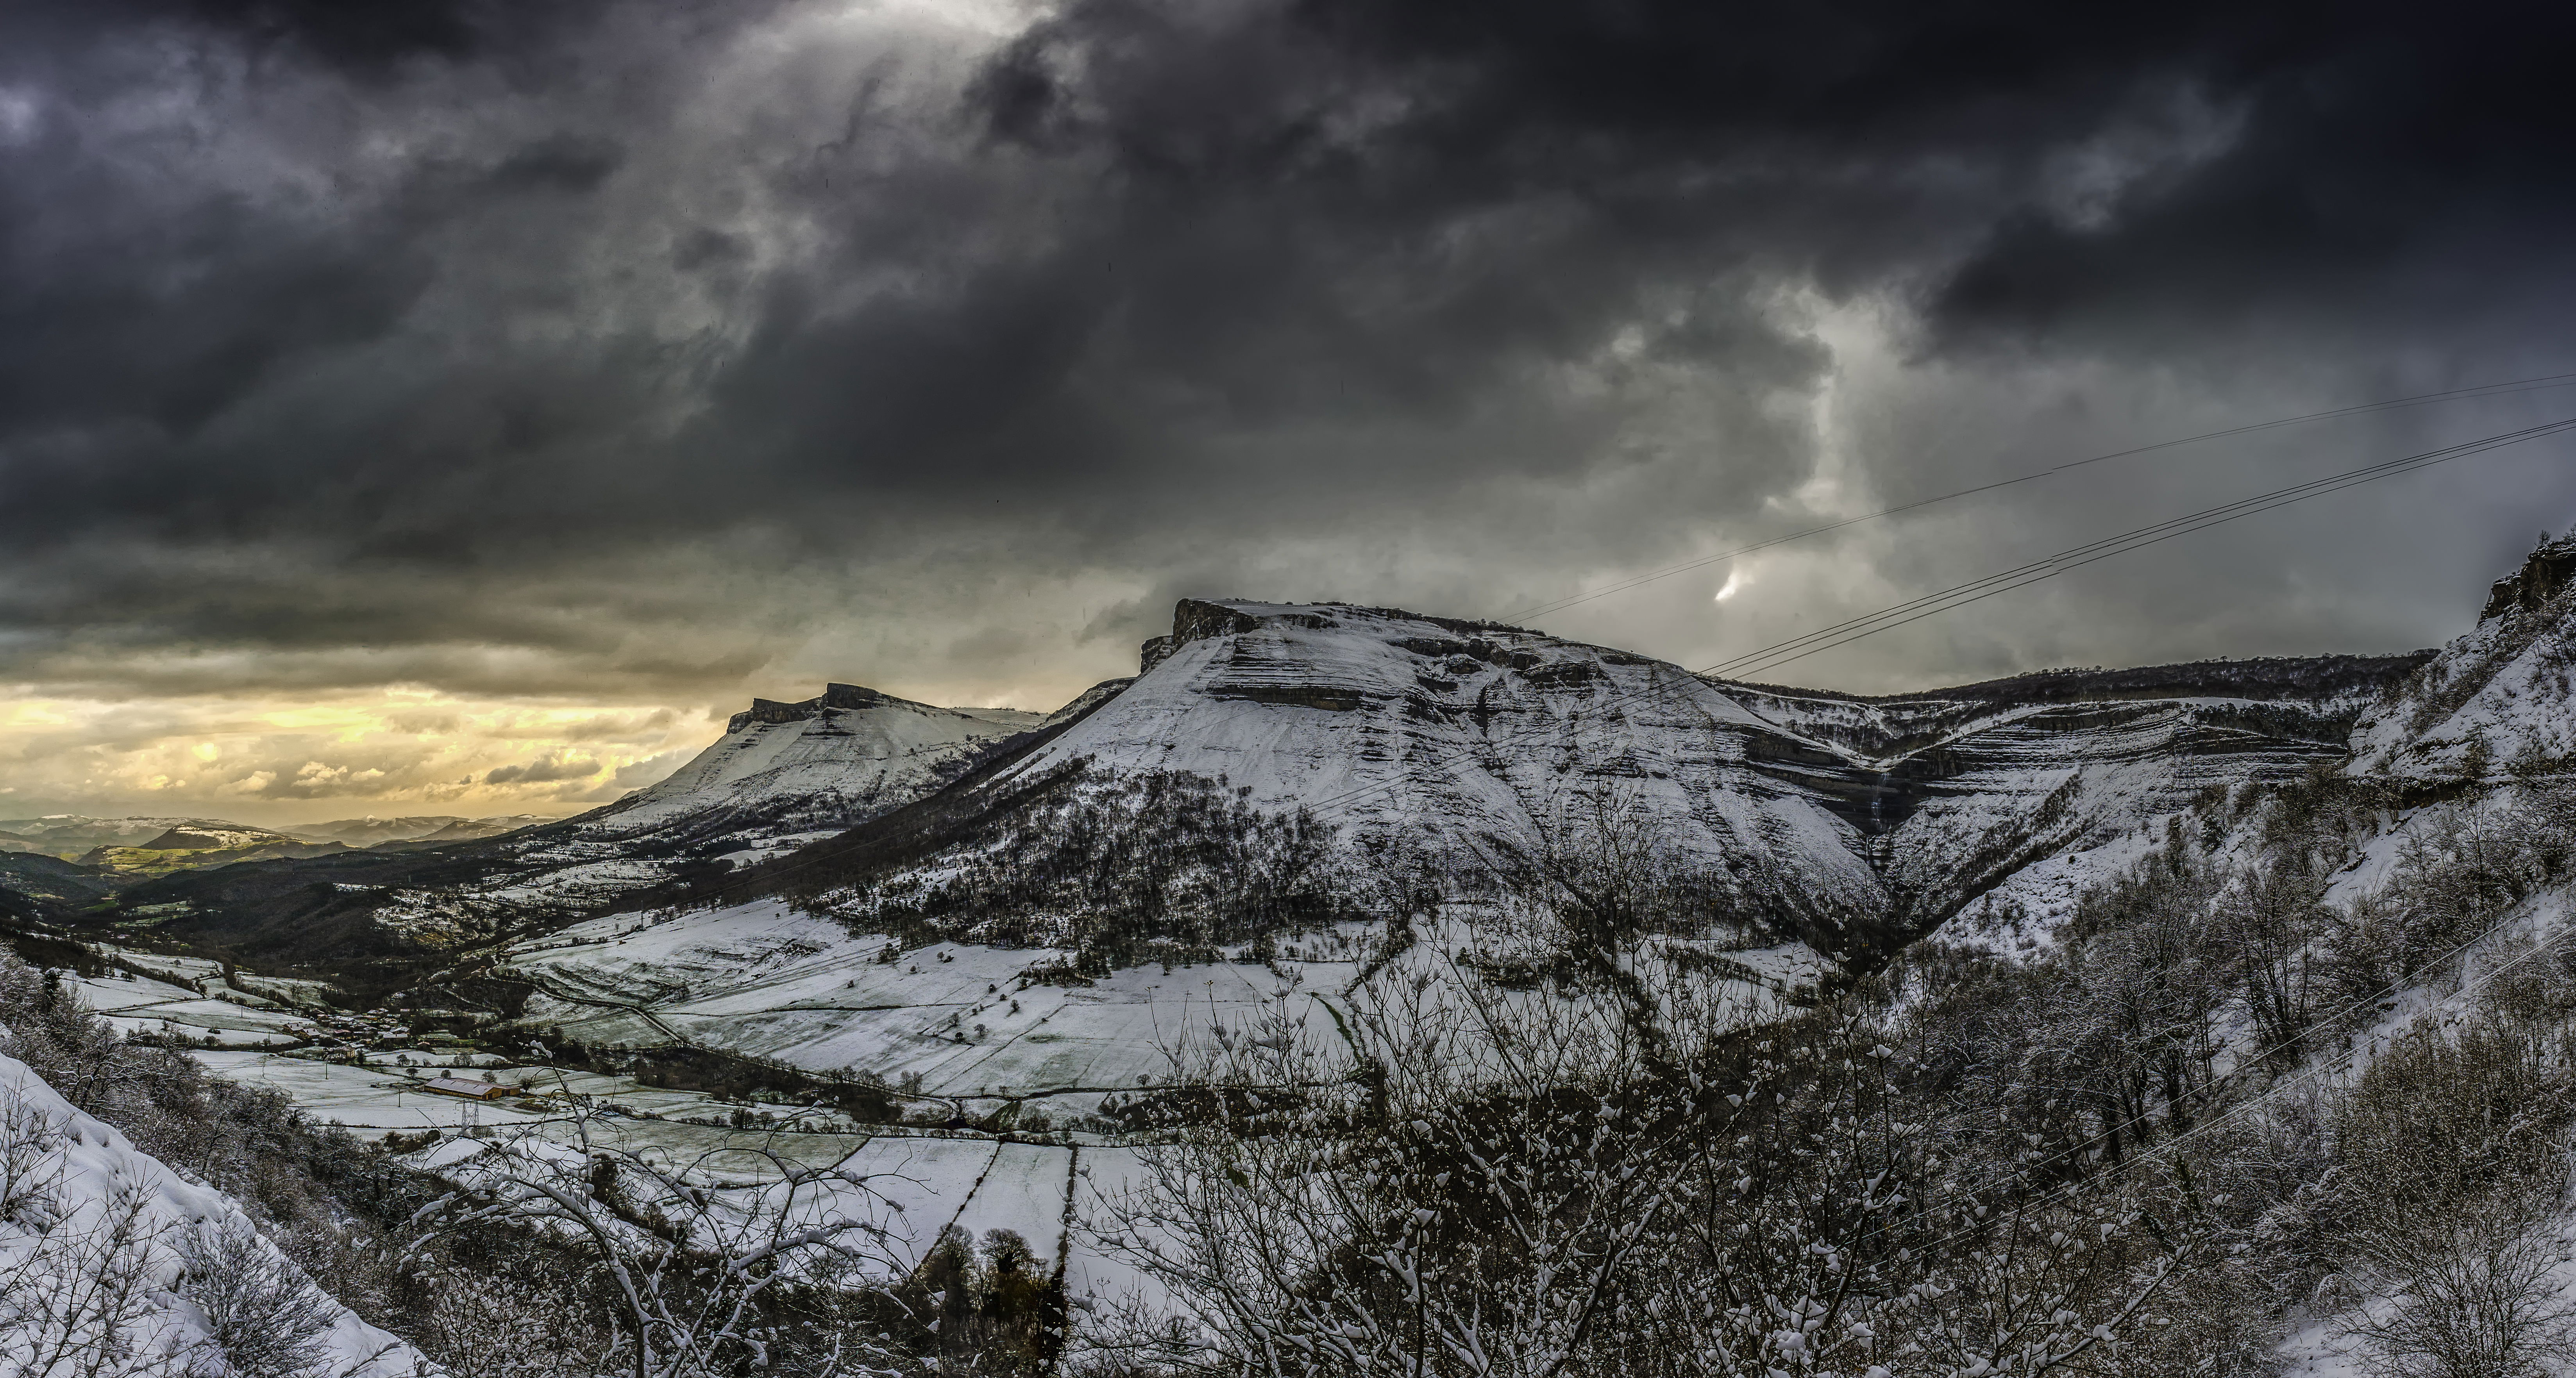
1171,598,1263,649
2358,528,2576,780
728,682,901,732
2481,533,2576,621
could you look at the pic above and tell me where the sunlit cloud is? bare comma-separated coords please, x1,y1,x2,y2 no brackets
0,687,720,826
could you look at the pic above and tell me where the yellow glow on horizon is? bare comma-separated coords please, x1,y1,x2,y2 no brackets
0,686,729,827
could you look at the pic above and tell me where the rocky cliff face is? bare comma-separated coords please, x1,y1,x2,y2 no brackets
961,600,2420,950
1714,655,2425,927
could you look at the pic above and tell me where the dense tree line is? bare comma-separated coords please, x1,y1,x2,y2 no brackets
1083,776,2576,1376
831,770,1364,973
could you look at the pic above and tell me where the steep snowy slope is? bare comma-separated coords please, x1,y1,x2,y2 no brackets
1921,537,2575,951
2350,532,2576,780
0,1048,423,1375
1714,655,2424,927
992,599,1889,941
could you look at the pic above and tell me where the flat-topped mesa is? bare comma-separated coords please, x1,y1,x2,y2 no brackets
1139,596,1543,677
727,682,898,732
2481,532,2576,622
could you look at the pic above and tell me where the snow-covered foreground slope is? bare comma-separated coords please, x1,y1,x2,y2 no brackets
0,1048,425,1377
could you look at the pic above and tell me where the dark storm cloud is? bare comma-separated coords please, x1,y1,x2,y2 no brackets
981,0,2576,343
4,0,2576,727
1931,5,2576,345
484,751,600,786
85,0,617,75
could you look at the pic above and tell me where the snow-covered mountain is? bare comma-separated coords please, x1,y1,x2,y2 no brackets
871,598,2420,950
586,683,1042,843
291,814,551,847
1,814,549,856
0,816,267,858
102,684,1054,956
984,599,1888,943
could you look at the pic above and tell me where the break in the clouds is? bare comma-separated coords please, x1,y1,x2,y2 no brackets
6,0,2576,820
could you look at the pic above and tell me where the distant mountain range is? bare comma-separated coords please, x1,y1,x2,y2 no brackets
0,814,556,866
13,535,2573,980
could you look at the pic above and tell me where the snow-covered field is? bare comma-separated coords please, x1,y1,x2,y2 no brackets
70,967,319,1046
503,899,1811,1110
507,902,1354,1111
186,1046,1089,1279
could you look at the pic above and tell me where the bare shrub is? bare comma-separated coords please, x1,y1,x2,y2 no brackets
0,1163,186,1378
176,1219,337,1378
1082,939,2184,1376
2329,1018,2576,1378
2341,1204,2576,1378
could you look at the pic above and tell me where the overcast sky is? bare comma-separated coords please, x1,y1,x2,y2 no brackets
6,0,2576,826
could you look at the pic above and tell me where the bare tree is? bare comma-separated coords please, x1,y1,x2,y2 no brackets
0,1085,186,1378
410,1083,911,1378
2216,860,2324,1065
2342,1201,2576,1378
1080,930,2186,1376
2329,1018,2576,1378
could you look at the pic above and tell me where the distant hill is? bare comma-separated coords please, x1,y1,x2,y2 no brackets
92,687,1050,960
0,816,271,859
287,815,554,847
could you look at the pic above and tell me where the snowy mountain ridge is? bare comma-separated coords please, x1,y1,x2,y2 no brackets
928,597,2421,948
592,682,1041,841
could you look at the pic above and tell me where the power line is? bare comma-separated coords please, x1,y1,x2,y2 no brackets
661,410,2576,919
1287,414,2576,823
1890,877,2576,1264
1507,370,2576,624
1701,416,2576,684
